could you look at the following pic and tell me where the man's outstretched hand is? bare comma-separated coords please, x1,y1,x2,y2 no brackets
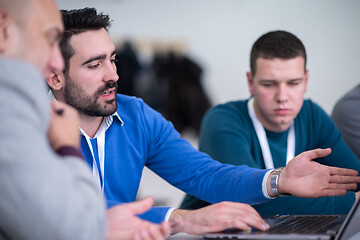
271,148,360,198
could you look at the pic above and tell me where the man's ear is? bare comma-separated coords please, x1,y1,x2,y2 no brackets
246,71,254,96
0,9,10,54
46,72,64,91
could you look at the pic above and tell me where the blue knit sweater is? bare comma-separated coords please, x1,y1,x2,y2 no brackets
80,94,270,223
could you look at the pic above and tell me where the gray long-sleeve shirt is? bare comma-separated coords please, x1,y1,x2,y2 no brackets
332,84,360,159
0,57,106,240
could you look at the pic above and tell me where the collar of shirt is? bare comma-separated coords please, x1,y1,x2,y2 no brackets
79,112,123,139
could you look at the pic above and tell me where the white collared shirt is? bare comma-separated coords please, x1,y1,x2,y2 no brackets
79,112,123,194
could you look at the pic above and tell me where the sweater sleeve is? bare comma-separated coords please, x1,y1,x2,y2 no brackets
107,200,171,223
138,99,269,206
181,101,266,209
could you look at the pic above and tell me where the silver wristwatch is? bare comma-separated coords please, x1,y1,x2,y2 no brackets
270,167,291,197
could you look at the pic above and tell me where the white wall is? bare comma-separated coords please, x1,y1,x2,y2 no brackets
56,0,360,207
57,0,360,113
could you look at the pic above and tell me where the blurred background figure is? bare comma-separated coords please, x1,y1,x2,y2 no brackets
332,84,360,159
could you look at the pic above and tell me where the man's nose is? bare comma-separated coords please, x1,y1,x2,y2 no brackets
276,84,288,103
104,61,119,82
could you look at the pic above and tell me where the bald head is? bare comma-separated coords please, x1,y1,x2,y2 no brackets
0,0,64,76
0,0,30,28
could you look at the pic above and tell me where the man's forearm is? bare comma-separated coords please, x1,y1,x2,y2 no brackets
168,209,188,234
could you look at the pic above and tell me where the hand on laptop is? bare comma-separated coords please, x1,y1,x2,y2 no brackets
168,201,269,235
273,148,360,198
106,197,171,240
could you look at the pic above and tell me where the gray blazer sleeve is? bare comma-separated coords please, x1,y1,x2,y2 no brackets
0,58,106,240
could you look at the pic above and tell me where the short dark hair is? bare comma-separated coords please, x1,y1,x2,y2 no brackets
250,30,307,75
60,7,112,73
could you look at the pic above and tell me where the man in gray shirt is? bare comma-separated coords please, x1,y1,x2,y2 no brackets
332,84,360,159
0,0,169,239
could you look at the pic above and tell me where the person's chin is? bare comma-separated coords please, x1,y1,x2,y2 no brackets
105,102,117,114
278,118,294,127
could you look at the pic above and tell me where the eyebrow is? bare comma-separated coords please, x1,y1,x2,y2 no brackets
259,78,304,83
82,50,117,66
54,28,64,41
46,28,63,43
285,78,304,83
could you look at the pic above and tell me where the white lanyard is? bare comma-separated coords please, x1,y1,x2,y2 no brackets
247,98,295,169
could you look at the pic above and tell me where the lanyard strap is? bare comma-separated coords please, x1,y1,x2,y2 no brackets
248,98,295,169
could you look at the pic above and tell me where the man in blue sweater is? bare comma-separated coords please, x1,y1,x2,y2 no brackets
181,30,360,216
48,9,360,235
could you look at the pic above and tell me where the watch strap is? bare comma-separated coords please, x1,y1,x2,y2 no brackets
270,167,291,197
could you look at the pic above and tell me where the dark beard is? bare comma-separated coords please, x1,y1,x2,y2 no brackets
64,77,118,117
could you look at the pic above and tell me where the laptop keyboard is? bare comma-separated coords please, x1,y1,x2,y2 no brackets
267,215,340,234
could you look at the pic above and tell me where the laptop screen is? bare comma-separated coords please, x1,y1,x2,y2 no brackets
336,197,360,240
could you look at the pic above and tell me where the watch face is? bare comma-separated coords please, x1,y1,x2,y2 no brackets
271,167,291,197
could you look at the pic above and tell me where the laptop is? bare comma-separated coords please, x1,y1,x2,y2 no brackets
203,197,360,240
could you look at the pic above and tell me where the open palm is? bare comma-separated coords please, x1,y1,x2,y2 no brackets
279,148,360,198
